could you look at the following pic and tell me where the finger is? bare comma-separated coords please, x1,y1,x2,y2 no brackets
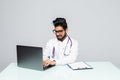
44,62,50,67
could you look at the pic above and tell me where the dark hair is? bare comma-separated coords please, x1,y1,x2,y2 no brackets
53,18,68,30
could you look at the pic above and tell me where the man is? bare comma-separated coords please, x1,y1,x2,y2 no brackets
43,17,78,67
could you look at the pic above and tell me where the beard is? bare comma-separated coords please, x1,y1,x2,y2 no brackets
56,33,67,41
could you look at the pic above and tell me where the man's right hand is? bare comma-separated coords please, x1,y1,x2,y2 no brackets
43,59,51,67
43,59,56,68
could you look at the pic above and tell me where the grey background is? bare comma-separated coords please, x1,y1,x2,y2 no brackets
0,0,120,72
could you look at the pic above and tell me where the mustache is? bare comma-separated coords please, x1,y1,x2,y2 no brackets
56,33,67,41
56,35,62,37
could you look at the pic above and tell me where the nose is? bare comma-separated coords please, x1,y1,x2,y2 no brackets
56,32,60,35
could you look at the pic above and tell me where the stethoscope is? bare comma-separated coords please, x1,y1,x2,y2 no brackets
52,35,72,58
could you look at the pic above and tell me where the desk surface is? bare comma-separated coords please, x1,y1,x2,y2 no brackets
0,62,120,80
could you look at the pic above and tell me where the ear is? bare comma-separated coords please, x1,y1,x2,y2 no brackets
66,28,68,33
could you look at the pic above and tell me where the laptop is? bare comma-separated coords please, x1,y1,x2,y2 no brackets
16,45,55,71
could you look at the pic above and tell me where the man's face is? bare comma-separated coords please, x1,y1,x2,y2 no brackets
53,26,68,41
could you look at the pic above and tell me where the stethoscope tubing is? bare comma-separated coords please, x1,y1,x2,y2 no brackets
52,35,72,58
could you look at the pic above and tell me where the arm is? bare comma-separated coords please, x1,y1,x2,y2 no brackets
43,39,56,67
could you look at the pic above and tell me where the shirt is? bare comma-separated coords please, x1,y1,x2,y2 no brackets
43,35,78,65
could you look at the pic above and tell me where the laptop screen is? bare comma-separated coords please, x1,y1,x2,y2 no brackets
16,45,44,71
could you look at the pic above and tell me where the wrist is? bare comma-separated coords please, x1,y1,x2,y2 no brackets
52,60,56,65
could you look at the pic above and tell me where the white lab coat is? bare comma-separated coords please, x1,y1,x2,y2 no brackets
43,36,78,65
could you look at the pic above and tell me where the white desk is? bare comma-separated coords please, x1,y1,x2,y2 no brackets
0,62,120,80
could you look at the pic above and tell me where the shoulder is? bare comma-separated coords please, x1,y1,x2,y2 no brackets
45,38,57,47
70,37,78,43
47,38,57,44
70,37,78,45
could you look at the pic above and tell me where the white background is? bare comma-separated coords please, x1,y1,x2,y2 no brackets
0,0,120,72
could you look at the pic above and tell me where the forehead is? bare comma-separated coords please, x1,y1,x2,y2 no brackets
55,26,64,30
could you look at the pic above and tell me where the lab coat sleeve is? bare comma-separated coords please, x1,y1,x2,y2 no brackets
43,39,53,60
56,40,79,65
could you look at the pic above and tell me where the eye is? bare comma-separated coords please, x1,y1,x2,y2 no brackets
53,30,64,34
